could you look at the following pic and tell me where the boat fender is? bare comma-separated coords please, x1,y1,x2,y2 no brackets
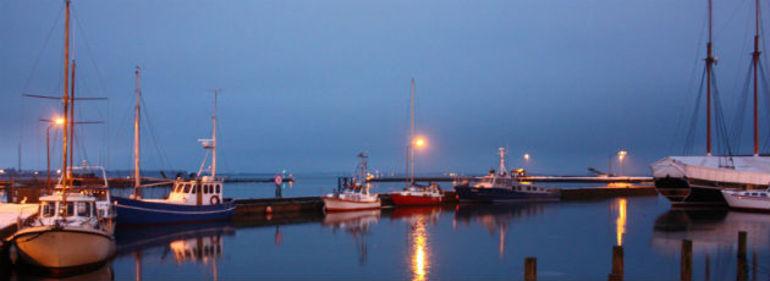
210,195,221,205
266,206,273,214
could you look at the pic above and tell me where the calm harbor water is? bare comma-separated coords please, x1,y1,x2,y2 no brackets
7,177,770,281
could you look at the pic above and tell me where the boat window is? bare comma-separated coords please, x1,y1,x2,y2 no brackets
183,184,191,193
216,185,221,193
77,202,90,217
41,202,55,217
762,193,768,197
60,202,74,217
192,185,197,194
204,185,210,194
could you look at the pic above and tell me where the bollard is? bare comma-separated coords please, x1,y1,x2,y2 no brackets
524,257,537,281
681,239,692,281
608,245,624,281
704,254,710,281
738,231,748,281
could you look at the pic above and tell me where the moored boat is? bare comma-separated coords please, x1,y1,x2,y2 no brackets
323,152,381,212
722,188,770,212
114,91,235,224
391,183,443,206
454,147,560,203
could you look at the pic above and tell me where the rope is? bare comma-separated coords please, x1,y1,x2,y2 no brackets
683,68,707,155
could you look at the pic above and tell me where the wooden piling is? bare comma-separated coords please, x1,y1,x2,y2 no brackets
681,239,692,281
752,251,757,281
608,245,624,281
524,257,537,281
704,254,710,281
738,231,748,281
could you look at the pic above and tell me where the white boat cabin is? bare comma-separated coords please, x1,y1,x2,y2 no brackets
163,176,225,206
36,192,100,225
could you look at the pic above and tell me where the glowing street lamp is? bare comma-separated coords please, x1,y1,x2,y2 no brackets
523,153,531,161
42,116,65,189
617,150,628,176
413,136,427,149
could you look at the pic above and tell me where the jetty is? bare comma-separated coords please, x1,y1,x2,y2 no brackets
369,175,653,183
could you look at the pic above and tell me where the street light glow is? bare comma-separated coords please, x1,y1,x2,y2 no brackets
617,150,628,161
523,153,531,161
54,117,65,126
413,136,427,149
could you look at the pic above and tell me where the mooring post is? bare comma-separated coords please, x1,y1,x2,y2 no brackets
752,251,757,281
608,245,624,281
704,253,711,281
524,257,537,281
738,231,748,281
681,239,692,281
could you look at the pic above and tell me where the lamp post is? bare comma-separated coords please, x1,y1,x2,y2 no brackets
409,136,427,185
42,117,65,190
617,150,628,177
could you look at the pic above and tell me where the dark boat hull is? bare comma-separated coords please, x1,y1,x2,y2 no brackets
654,176,728,208
454,185,559,203
113,197,235,225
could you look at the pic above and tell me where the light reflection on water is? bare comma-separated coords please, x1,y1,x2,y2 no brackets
9,196,770,280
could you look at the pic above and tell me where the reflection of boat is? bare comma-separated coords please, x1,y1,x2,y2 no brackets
114,92,235,224
454,148,559,202
323,209,381,265
115,222,235,255
652,209,770,254
10,263,114,281
722,189,770,212
323,153,381,212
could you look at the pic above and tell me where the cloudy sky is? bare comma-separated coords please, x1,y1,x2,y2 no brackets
1,0,767,175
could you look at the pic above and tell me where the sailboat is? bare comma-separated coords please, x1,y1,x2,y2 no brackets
323,152,381,212
454,147,559,202
651,0,770,207
113,90,235,224
391,78,444,206
10,0,116,271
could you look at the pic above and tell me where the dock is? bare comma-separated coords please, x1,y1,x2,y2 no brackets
0,204,37,248
369,176,653,183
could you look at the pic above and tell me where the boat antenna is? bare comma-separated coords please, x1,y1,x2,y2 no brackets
133,65,142,197
753,0,762,156
212,89,218,179
498,147,507,176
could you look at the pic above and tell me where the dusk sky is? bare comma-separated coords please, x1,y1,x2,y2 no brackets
1,0,768,175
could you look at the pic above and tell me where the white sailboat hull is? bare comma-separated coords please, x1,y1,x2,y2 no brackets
722,190,770,212
12,226,115,269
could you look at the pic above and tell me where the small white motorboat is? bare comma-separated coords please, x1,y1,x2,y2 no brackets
722,189,770,212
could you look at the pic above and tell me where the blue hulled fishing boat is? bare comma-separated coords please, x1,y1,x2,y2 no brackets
114,90,234,225
454,148,560,203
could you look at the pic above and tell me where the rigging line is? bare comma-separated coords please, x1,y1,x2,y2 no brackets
728,63,753,152
759,63,770,152
20,2,65,92
139,96,172,172
715,0,750,40
70,6,109,102
711,69,735,158
674,16,709,153
683,67,707,155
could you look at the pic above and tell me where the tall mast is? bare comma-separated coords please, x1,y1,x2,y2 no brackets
69,60,76,185
705,0,715,156
211,89,218,179
61,0,71,185
753,0,762,156
409,78,415,185
133,66,142,196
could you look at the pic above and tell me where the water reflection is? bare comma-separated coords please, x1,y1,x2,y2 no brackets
323,209,381,265
652,210,770,254
389,207,442,281
115,222,235,281
614,198,627,246
454,203,546,259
